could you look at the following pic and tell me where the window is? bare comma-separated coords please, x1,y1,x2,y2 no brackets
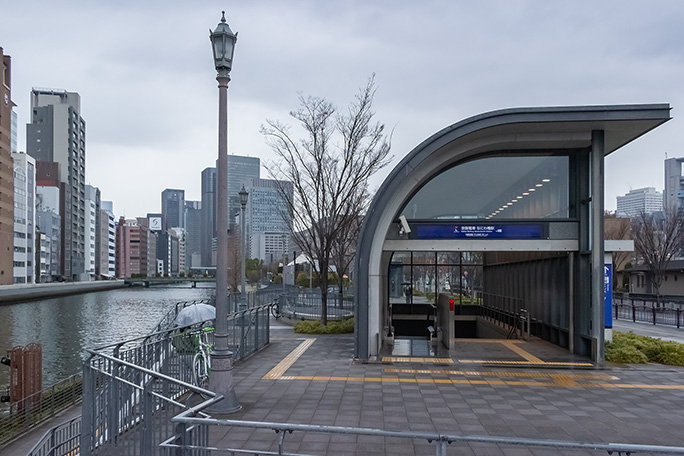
401,155,570,220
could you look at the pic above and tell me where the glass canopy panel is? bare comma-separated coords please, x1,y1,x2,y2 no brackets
400,155,569,220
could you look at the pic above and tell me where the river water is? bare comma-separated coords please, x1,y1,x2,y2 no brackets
0,285,215,391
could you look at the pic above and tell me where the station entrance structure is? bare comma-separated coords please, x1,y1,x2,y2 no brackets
354,105,671,362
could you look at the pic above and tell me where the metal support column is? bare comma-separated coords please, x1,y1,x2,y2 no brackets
591,130,605,363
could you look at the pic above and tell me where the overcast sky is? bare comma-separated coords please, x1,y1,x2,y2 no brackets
2,0,683,218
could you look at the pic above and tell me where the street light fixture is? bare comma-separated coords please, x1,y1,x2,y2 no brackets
239,184,249,310
208,11,240,414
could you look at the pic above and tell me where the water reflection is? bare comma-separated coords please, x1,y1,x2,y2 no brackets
0,286,215,390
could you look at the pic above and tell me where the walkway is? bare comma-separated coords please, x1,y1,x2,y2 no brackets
5,319,684,455
612,319,684,344
210,321,684,454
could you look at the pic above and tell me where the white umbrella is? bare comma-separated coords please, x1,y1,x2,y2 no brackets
173,303,216,327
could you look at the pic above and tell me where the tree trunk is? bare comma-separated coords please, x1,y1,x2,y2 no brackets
320,259,328,325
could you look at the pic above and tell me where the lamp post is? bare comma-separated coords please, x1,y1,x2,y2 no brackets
281,234,287,290
239,185,248,310
209,11,240,414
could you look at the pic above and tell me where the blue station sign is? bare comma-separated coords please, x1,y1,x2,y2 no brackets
414,224,544,240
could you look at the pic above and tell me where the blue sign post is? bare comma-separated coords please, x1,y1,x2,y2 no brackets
604,263,613,329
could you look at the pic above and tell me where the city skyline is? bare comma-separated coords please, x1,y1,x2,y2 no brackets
2,2,684,218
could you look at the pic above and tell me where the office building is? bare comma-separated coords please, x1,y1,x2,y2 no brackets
84,185,100,279
36,185,61,281
227,155,260,225
99,201,116,277
246,178,293,262
616,187,663,218
184,200,201,270
664,157,684,211
115,217,157,278
161,188,185,229
200,167,216,267
27,88,87,281
12,151,36,284
168,227,186,276
0,47,13,284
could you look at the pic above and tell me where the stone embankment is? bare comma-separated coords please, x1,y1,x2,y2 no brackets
0,280,126,304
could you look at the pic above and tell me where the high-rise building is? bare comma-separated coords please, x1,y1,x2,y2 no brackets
184,200,201,270
168,227,186,276
200,167,217,267
227,155,260,225
664,157,684,211
161,188,185,229
0,47,14,284
246,178,293,262
12,151,36,284
115,217,157,278
84,185,100,279
36,185,61,281
616,187,663,218
99,201,116,277
27,88,87,281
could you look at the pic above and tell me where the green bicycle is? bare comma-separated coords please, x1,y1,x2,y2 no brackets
192,327,213,386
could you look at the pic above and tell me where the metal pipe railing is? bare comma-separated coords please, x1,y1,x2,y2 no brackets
162,414,684,456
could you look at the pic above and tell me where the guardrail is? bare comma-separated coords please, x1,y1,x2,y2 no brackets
80,303,270,455
0,374,82,447
161,413,684,455
277,289,354,321
614,296,684,328
26,415,80,456
479,292,530,339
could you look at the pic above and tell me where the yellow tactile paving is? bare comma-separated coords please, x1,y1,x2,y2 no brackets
501,340,544,363
383,368,619,381
381,357,454,364
458,360,594,366
454,339,594,366
263,338,316,380
263,338,684,390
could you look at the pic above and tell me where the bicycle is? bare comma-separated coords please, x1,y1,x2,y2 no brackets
192,327,213,387
270,298,282,319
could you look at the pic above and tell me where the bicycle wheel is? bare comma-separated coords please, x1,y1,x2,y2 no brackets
271,303,281,319
193,352,208,386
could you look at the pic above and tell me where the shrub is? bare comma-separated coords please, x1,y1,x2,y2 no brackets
606,331,684,366
294,318,354,334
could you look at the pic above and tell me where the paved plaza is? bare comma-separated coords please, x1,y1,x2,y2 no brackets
5,319,684,455
201,319,684,455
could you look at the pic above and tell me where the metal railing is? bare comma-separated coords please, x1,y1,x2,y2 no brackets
152,288,283,335
277,289,354,321
0,374,82,447
614,295,684,328
26,415,81,456
80,304,271,455
478,292,530,339
161,412,684,455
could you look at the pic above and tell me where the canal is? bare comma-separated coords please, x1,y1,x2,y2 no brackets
0,285,215,393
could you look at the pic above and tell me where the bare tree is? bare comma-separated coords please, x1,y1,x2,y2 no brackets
331,214,363,301
262,75,391,325
631,208,684,303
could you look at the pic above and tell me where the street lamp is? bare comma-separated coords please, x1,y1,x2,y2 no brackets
239,185,248,310
209,11,240,414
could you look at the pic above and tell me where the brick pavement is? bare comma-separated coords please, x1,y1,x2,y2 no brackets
212,322,684,455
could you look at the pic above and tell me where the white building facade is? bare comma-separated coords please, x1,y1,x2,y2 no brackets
84,185,99,279
246,178,293,263
12,152,36,284
616,187,663,217
36,185,61,281
100,201,116,277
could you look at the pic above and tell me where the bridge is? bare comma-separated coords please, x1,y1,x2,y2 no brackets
123,277,217,288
